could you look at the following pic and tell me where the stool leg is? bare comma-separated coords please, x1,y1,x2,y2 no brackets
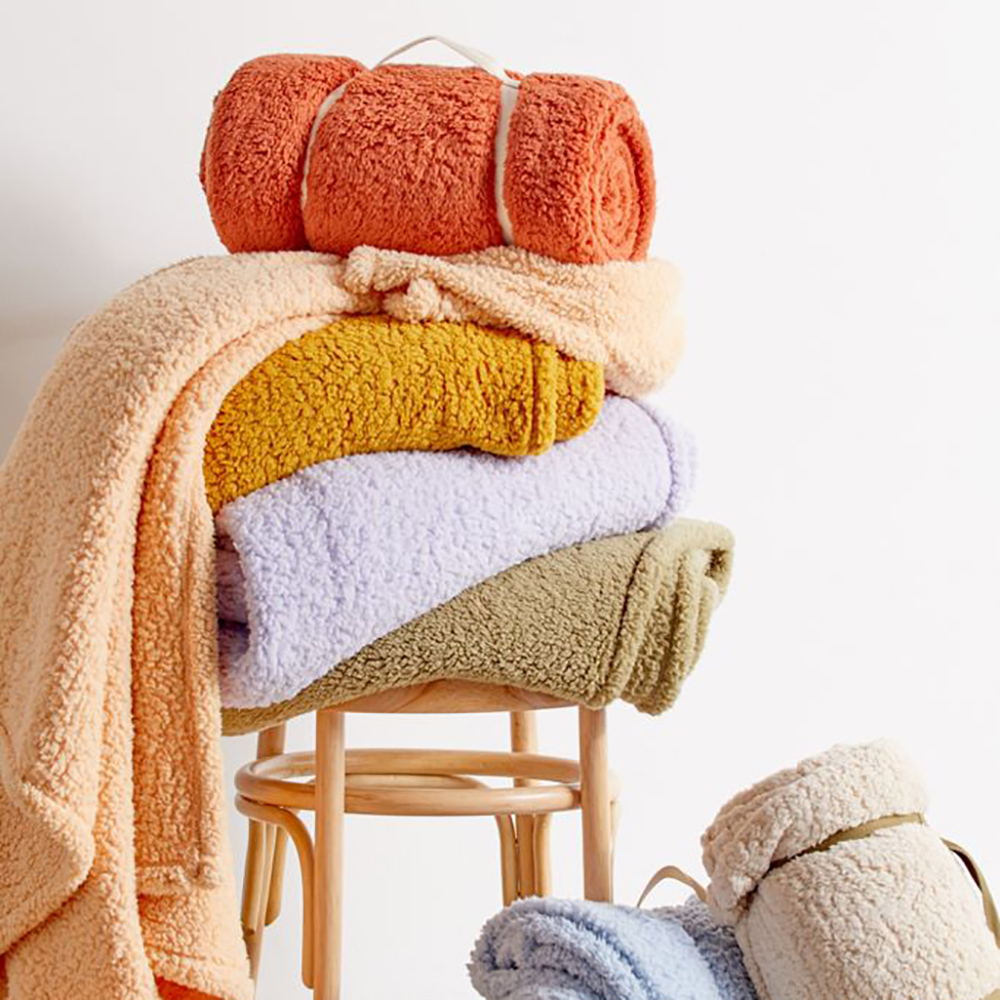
496,815,519,906
510,712,538,898
240,724,287,980
579,707,613,902
240,819,268,979
258,724,288,927
314,710,346,1000
266,824,290,926
533,814,553,896
610,797,621,873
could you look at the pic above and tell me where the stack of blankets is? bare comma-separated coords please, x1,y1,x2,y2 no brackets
199,50,736,732
0,44,734,1000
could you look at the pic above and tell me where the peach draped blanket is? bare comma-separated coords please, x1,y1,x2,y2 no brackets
0,247,672,999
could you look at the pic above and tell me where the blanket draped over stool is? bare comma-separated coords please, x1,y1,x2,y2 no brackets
0,248,679,1000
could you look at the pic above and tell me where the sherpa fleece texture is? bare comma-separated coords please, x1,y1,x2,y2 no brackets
661,898,759,1000
199,54,364,251
469,895,756,1000
204,314,603,510
342,244,683,396
221,520,733,734
0,249,635,1000
202,56,655,264
214,396,693,708
702,741,1000,1000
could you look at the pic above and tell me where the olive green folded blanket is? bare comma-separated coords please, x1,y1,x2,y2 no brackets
221,519,734,735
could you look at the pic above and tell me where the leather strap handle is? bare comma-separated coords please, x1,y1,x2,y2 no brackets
636,865,708,909
944,838,1000,949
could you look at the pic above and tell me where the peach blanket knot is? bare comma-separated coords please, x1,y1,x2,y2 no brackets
343,245,684,396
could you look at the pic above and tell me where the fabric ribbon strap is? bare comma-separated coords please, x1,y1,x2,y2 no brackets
768,812,926,874
768,812,1000,950
300,35,522,244
638,814,999,953
944,838,1000,949
636,865,708,909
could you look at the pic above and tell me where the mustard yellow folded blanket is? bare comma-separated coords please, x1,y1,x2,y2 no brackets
204,315,603,511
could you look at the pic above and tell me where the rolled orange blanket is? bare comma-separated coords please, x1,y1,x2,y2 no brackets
200,54,364,252
201,49,655,264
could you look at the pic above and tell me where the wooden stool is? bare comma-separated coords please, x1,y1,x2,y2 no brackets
234,681,620,1000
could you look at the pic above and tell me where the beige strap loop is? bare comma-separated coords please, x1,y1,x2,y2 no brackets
944,838,1000,949
300,35,521,245
764,813,926,878
373,37,520,246
636,865,707,909
769,812,926,875
374,36,520,89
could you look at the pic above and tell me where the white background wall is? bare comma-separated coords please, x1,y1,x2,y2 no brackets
2,2,998,997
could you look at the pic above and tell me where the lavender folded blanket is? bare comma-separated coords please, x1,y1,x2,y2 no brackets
216,396,693,707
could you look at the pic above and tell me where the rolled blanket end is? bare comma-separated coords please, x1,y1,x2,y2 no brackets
506,74,656,265
201,53,364,252
702,741,1000,1000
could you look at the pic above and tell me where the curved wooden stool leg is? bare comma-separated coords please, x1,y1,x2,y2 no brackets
240,724,287,979
510,711,538,898
258,725,288,926
533,813,553,896
265,825,289,926
236,796,317,989
314,710,346,1000
496,814,519,905
240,819,268,979
579,707,613,902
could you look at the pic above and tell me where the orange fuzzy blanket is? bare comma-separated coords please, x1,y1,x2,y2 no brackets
201,51,655,264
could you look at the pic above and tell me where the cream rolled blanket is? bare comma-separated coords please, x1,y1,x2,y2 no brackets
702,741,1000,1000
0,248,670,1000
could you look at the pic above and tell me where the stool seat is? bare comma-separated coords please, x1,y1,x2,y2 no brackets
318,679,573,714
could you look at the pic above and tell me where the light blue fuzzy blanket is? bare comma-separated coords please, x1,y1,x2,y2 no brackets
469,897,756,1000
215,396,693,708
